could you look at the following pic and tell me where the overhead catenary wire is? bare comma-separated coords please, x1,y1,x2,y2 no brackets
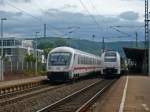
5,1,66,37
78,0,101,30
6,1,42,22
33,1,81,38
7,0,101,39
88,0,100,17
110,26,132,37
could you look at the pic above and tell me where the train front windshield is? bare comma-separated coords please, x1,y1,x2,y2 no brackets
104,52,117,62
105,52,116,57
104,58,117,62
48,52,72,66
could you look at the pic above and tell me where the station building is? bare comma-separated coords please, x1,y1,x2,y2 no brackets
0,37,44,73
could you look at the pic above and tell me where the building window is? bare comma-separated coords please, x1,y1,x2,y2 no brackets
0,40,15,46
15,40,21,46
3,40,7,46
7,40,14,46
4,48,12,55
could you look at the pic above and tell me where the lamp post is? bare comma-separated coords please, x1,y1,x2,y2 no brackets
102,37,105,53
35,32,39,75
135,32,138,47
0,18,7,81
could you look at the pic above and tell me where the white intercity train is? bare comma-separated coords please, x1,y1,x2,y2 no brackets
101,51,121,77
47,47,102,82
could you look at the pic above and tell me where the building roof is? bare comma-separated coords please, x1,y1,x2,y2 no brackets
123,47,147,61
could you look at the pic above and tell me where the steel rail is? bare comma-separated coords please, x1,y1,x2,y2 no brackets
76,79,116,112
36,79,106,112
0,84,65,106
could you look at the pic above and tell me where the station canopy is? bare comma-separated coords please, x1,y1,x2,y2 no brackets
123,47,148,74
123,47,147,61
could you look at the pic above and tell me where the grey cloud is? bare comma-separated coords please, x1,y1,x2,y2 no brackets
3,0,31,3
121,0,144,1
11,0,31,2
0,0,31,5
61,4,78,9
44,8,60,14
1,9,144,41
0,0,4,4
0,10,23,18
119,11,139,21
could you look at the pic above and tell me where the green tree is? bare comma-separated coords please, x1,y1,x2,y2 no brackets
38,42,53,49
24,53,36,71
37,41,53,61
43,48,52,60
54,38,68,47
24,53,35,62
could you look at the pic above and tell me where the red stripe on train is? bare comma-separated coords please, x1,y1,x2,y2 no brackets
73,66,101,70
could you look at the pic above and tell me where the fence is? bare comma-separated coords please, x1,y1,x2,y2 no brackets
4,61,45,75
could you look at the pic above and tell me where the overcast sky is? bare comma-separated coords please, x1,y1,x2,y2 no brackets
0,0,145,41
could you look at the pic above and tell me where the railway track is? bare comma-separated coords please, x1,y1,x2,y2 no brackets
0,79,48,98
0,83,65,106
37,79,116,112
0,78,101,112
0,82,49,100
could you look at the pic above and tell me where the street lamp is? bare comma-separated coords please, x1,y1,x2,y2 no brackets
35,32,39,75
0,18,7,81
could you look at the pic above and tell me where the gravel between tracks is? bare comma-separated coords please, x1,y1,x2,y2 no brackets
48,80,112,112
0,78,100,112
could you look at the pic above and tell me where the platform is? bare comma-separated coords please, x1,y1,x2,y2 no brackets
0,76,46,88
88,75,150,112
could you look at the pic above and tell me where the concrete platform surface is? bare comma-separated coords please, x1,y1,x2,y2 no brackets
0,76,46,88
88,75,150,112
124,76,150,112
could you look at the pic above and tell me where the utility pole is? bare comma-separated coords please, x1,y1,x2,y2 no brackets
135,32,138,47
0,18,7,81
44,24,46,38
145,0,150,75
145,0,149,48
68,31,73,47
92,34,95,41
102,37,105,52
35,32,39,75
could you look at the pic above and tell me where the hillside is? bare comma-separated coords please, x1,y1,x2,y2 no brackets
37,37,145,56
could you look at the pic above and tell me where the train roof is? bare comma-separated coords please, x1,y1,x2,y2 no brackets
103,50,119,53
50,46,74,53
50,46,100,58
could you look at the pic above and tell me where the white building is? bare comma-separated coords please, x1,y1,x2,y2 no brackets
0,37,43,62
0,37,44,73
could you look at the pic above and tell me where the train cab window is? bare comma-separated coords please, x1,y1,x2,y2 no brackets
48,52,71,66
105,52,116,57
104,52,117,62
104,58,117,62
